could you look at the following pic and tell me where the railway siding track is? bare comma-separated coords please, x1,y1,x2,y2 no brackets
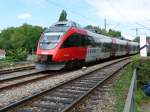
0,57,130,112
0,65,35,75
0,69,38,82
0,71,60,91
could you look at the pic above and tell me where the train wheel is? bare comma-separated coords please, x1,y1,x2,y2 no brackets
65,61,74,70
78,60,84,68
65,60,85,70
74,60,85,69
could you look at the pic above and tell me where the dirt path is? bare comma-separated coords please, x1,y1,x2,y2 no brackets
141,102,150,112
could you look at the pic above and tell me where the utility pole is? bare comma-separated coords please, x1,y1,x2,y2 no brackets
130,28,143,37
104,18,107,31
136,28,138,37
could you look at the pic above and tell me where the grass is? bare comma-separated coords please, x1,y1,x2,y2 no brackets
112,63,134,112
136,89,150,106
0,56,16,65
134,57,150,112
136,89,150,112
0,56,28,68
130,56,150,112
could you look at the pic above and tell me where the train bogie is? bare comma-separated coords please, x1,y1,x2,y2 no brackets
36,62,65,71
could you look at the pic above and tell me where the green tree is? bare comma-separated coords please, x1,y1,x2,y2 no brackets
0,23,44,58
107,29,121,37
84,25,107,35
7,47,27,61
84,25,122,38
0,27,15,49
58,10,67,21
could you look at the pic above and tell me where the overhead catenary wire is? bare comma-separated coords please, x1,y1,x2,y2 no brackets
105,0,129,22
47,0,100,26
47,0,150,37
135,22,150,31
49,0,140,33
105,0,150,36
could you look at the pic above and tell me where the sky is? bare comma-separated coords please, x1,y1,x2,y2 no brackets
0,0,150,40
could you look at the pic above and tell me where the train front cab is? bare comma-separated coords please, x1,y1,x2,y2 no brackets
55,32,88,69
36,31,67,70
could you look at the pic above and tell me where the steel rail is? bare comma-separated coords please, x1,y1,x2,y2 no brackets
0,71,61,91
0,65,35,75
0,70,39,82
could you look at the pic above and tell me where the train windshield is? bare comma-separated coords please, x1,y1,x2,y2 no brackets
39,33,63,49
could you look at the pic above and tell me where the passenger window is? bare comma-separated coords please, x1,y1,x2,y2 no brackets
80,35,89,46
87,36,96,46
113,44,118,51
96,42,101,47
103,43,111,52
116,44,119,51
62,34,82,48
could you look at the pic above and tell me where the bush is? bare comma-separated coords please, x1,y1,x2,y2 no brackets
7,48,28,61
136,58,150,88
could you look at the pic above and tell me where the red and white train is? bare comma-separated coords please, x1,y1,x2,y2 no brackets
36,21,139,70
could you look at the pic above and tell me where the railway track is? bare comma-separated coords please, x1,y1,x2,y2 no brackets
0,57,130,112
0,65,35,75
0,70,61,91
0,69,38,82
68,63,127,112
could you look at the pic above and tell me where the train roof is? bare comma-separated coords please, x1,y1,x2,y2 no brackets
85,28,139,45
113,38,127,45
129,41,139,46
45,21,81,33
45,26,70,33
87,30,112,43
51,21,81,28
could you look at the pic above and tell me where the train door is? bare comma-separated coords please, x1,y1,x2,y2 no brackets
100,42,111,59
85,36,101,62
111,38,117,57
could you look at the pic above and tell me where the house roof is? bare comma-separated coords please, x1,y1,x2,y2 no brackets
0,49,6,55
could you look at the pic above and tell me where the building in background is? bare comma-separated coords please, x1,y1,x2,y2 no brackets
147,38,150,56
0,49,6,59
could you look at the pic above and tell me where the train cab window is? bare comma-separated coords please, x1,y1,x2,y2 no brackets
39,33,63,50
62,34,82,48
79,35,89,46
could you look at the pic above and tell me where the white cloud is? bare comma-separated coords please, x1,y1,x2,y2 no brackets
86,0,150,23
18,13,32,19
86,0,150,38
